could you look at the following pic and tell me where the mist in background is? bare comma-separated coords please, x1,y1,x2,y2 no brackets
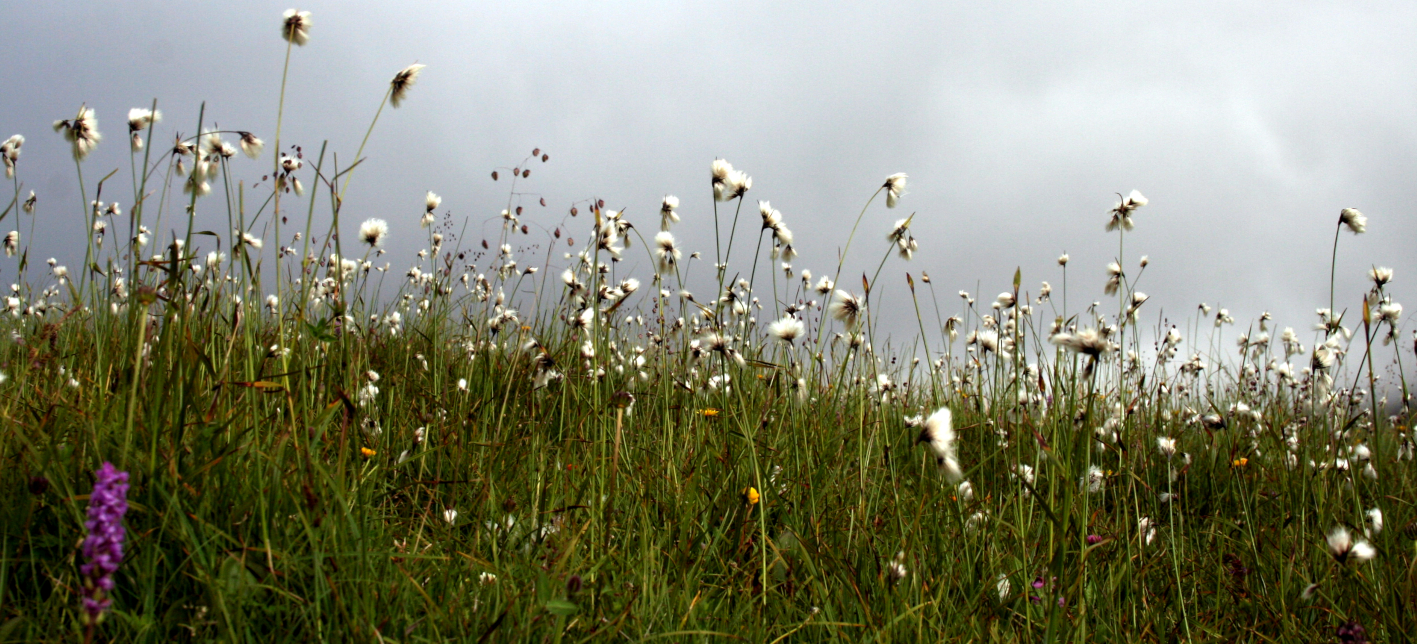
2,1,1413,364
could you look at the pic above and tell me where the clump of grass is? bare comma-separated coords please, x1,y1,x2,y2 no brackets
0,8,1414,642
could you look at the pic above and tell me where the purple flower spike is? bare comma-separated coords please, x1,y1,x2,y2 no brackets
79,462,129,624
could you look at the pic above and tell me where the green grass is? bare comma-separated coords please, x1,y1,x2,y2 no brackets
1,10,1414,642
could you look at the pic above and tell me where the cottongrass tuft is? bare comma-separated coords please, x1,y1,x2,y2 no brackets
768,316,805,345
0,134,22,179
884,173,908,208
390,64,427,108
829,289,865,331
1326,525,1376,564
1339,207,1366,234
282,9,312,46
1107,189,1147,231
360,218,389,248
238,132,264,159
126,108,161,151
915,407,962,482
53,105,101,161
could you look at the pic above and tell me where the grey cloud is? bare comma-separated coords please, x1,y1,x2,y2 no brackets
1,1,1412,358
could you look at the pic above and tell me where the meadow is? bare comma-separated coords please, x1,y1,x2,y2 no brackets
0,9,1414,643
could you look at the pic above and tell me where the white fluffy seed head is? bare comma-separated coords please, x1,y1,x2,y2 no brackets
916,407,961,482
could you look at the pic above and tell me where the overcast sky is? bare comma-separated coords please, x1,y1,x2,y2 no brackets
2,1,1413,361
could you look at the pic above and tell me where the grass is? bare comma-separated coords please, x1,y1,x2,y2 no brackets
0,10,1414,643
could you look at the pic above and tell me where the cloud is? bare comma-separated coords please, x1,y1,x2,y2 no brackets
2,0,1412,352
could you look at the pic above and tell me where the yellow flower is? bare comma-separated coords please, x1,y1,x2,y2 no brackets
1232,457,1248,467
361,447,377,458
700,408,720,418
743,487,760,506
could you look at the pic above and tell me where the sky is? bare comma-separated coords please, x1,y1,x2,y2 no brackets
1,1,1413,365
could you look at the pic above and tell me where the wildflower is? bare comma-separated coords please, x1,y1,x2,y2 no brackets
444,508,459,524
700,408,720,418
0,134,22,178
1335,622,1370,644
22,191,35,213
389,64,427,108
1327,526,1375,563
915,407,962,482
79,462,129,625
126,108,160,151
1107,189,1147,232
1157,436,1177,458
829,290,865,331
1057,253,1069,266
359,218,389,247
2,231,16,257
743,487,760,505
768,316,805,345
1338,208,1366,234
360,447,376,458
457,378,468,392
1232,457,1248,468
883,173,908,208
53,105,101,161
281,8,312,46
